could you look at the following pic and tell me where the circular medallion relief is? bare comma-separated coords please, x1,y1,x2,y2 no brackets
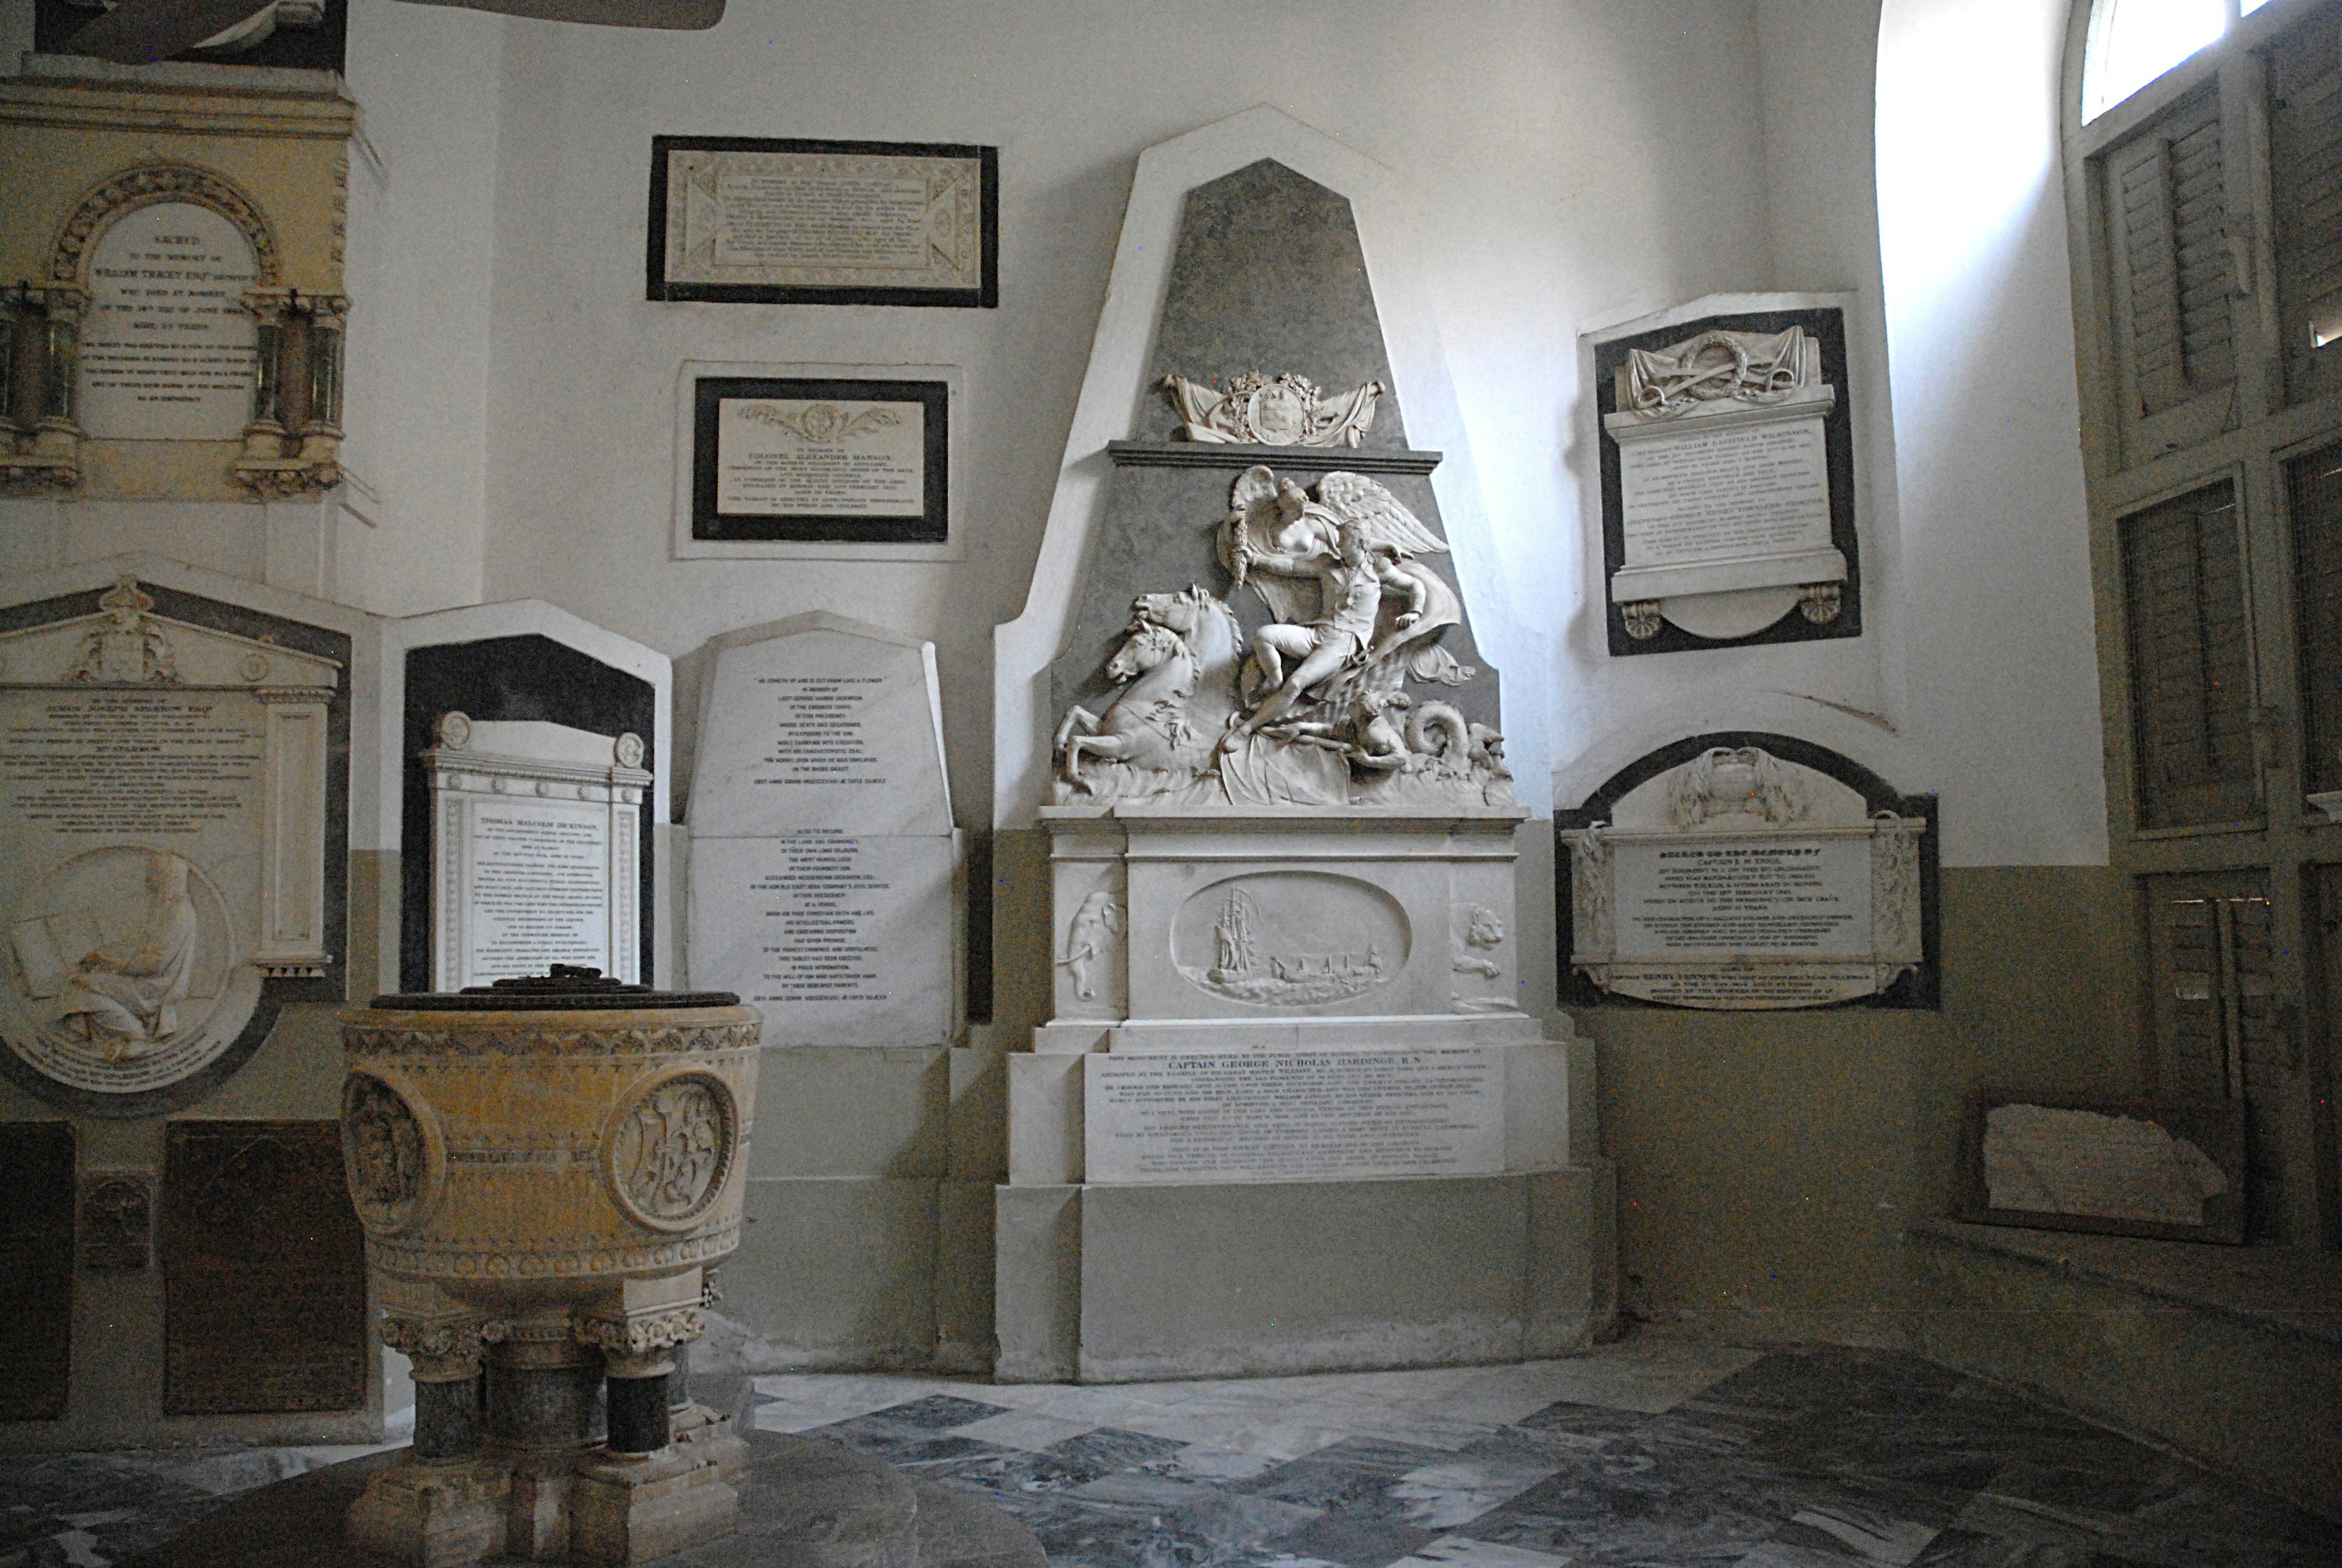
340,1072,440,1233
0,847,259,1099
604,1073,736,1232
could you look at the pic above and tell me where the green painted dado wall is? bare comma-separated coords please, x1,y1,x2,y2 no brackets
1585,865,2139,1342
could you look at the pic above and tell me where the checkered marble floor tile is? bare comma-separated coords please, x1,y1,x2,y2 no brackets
3,1341,2335,1567
745,1341,2342,1568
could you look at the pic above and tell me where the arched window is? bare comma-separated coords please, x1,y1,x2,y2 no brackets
2083,0,2236,121
2064,0,2342,1247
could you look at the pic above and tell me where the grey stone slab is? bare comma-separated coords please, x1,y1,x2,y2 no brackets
1076,1175,1531,1382
718,1177,940,1369
934,1178,996,1375
992,1184,1080,1384
748,1045,949,1178
1144,160,1409,448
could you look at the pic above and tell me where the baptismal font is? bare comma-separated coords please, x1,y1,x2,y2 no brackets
337,967,760,1567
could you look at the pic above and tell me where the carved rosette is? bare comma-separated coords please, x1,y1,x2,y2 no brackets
604,1072,737,1232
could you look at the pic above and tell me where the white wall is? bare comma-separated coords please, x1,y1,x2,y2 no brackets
428,0,1782,826
1,0,2106,866
338,0,505,616
1875,0,2105,865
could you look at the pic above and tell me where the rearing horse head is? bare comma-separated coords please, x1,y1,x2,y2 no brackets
1106,618,1185,683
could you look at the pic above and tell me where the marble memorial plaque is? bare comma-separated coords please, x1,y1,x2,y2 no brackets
690,375,948,545
689,612,956,1044
690,618,951,839
650,137,998,307
1085,1046,1502,1185
76,202,260,442
424,716,648,990
716,396,925,517
689,831,953,1047
161,1121,367,1414
1565,744,1927,1011
1589,303,1860,649
0,578,337,1110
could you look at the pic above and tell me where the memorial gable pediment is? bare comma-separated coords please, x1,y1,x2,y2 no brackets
0,578,341,690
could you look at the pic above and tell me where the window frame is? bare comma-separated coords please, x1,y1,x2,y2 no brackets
2064,0,2342,1248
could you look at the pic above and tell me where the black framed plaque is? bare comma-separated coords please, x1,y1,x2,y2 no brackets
1591,303,1861,656
649,136,998,308
690,375,949,545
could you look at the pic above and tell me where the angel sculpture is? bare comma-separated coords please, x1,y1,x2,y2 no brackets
1217,465,1466,737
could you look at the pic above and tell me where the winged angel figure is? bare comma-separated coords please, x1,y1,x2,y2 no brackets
1214,466,1510,806
1053,465,1511,808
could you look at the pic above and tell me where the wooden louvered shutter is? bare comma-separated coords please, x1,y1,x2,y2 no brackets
2102,88,2238,461
2121,479,2257,827
2156,879,2290,1242
2269,9,2342,407
2289,441,2342,793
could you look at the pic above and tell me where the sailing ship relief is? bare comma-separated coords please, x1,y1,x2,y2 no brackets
1173,873,1408,1008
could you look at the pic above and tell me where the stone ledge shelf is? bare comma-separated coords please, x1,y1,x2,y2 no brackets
1105,439,1443,473
1908,1217,2342,1520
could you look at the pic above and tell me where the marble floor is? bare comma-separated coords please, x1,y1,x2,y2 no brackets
3,1339,2336,1567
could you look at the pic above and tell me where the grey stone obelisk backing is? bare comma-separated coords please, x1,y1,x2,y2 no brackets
687,611,976,1371
1047,159,1500,741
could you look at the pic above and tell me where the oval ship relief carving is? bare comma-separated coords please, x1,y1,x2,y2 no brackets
1173,872,1409,1007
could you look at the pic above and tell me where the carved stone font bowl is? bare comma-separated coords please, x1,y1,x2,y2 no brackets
339,997,760,1311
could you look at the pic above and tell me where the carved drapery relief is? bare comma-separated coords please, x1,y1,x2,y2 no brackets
1160,371,1383,446
1619,326,1811,420
1052,465,1512,811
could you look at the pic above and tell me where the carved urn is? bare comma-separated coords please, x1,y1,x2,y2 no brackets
337,966,761,1567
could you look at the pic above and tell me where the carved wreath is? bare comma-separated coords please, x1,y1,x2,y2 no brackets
49,163,282,288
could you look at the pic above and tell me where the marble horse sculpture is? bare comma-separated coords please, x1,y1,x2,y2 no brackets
1053,585,1245,798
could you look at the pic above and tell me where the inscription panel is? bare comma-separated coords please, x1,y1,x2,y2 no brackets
1086,1047,1502,1185
76,202,260,442
689,831,953,1047
692,625,950,837
466,802,614,981
716,397,925,517
1617,417,1831,568
162,1121,367,1415
1611,838,1872,960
